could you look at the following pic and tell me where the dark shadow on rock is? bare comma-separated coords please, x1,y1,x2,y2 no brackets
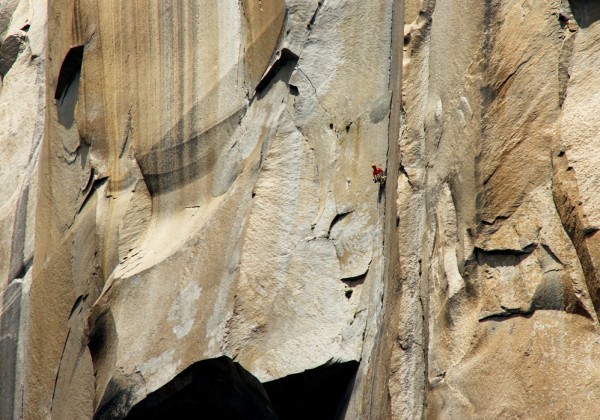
263,361,359,420
474,246,534,268
342,272,367,287
94,370,144,420
568,0,600,29
255,48,298,93
123,356,277,420
90,3,288,199
475,245,594,320
0,32,26,79
7,183,30,283
88,309,119,417
137,107,246,197
56,46,83,128
137,45,298,198
0,280,23,420
479,311,535,323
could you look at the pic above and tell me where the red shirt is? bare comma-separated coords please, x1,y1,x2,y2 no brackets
372,167,384,176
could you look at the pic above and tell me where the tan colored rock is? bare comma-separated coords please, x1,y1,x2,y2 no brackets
0,0,45,418
8,0,600,418
393,0,600,418
20,0,396,418
428,311,600,419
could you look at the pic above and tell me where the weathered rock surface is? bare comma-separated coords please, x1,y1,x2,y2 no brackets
392,0,600,418
0,0,45,418
5,0,600,418
14,0,398,419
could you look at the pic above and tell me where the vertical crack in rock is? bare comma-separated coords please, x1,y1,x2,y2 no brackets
414,2,437,417
399,160,414,190
364,0,412,417
49,328,72,415
7,184,30,283
558,3,577,108
295,66,333,117
480,0,497,110
551,0,600,320
119,106,134,158
306,1,324,31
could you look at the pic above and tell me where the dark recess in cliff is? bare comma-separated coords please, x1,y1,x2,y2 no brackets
121,358,358,420
568,0,600,29
255,48,298,93
124,357,277,420
55,46,83,128
263,361,359,420
55,46,83,99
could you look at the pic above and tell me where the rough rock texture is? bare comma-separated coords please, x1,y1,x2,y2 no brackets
393,0,600,418
6,0,600,418
19,0,399,419
0,0,45,418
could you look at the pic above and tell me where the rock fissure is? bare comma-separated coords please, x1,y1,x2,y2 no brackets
399,161,414,190
295,66,333,117
328,209,353,235
307,1,324,31
49,327,72,415
118,106,134,159
76,177,108,215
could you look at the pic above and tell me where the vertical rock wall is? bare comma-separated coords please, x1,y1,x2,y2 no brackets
397,0,600,418
5,0,600,418
0,0,45,418
20,0,398,418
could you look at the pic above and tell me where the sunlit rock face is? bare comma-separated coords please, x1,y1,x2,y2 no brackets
7,0,600,419
0,0,45,418
393,0,600,418
21,0,397,418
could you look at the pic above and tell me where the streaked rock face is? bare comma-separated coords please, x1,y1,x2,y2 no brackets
5,0,600,418
395,0,600,418
0,0,45,418
17,0,397,418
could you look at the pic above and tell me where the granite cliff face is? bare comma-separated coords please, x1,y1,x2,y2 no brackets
394,0,600,418
2,0,600,418
0,0,45,418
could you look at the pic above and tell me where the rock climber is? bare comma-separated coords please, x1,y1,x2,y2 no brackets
371,164,385,183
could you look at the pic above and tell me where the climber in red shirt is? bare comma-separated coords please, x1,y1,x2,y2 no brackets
371,164,384,183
